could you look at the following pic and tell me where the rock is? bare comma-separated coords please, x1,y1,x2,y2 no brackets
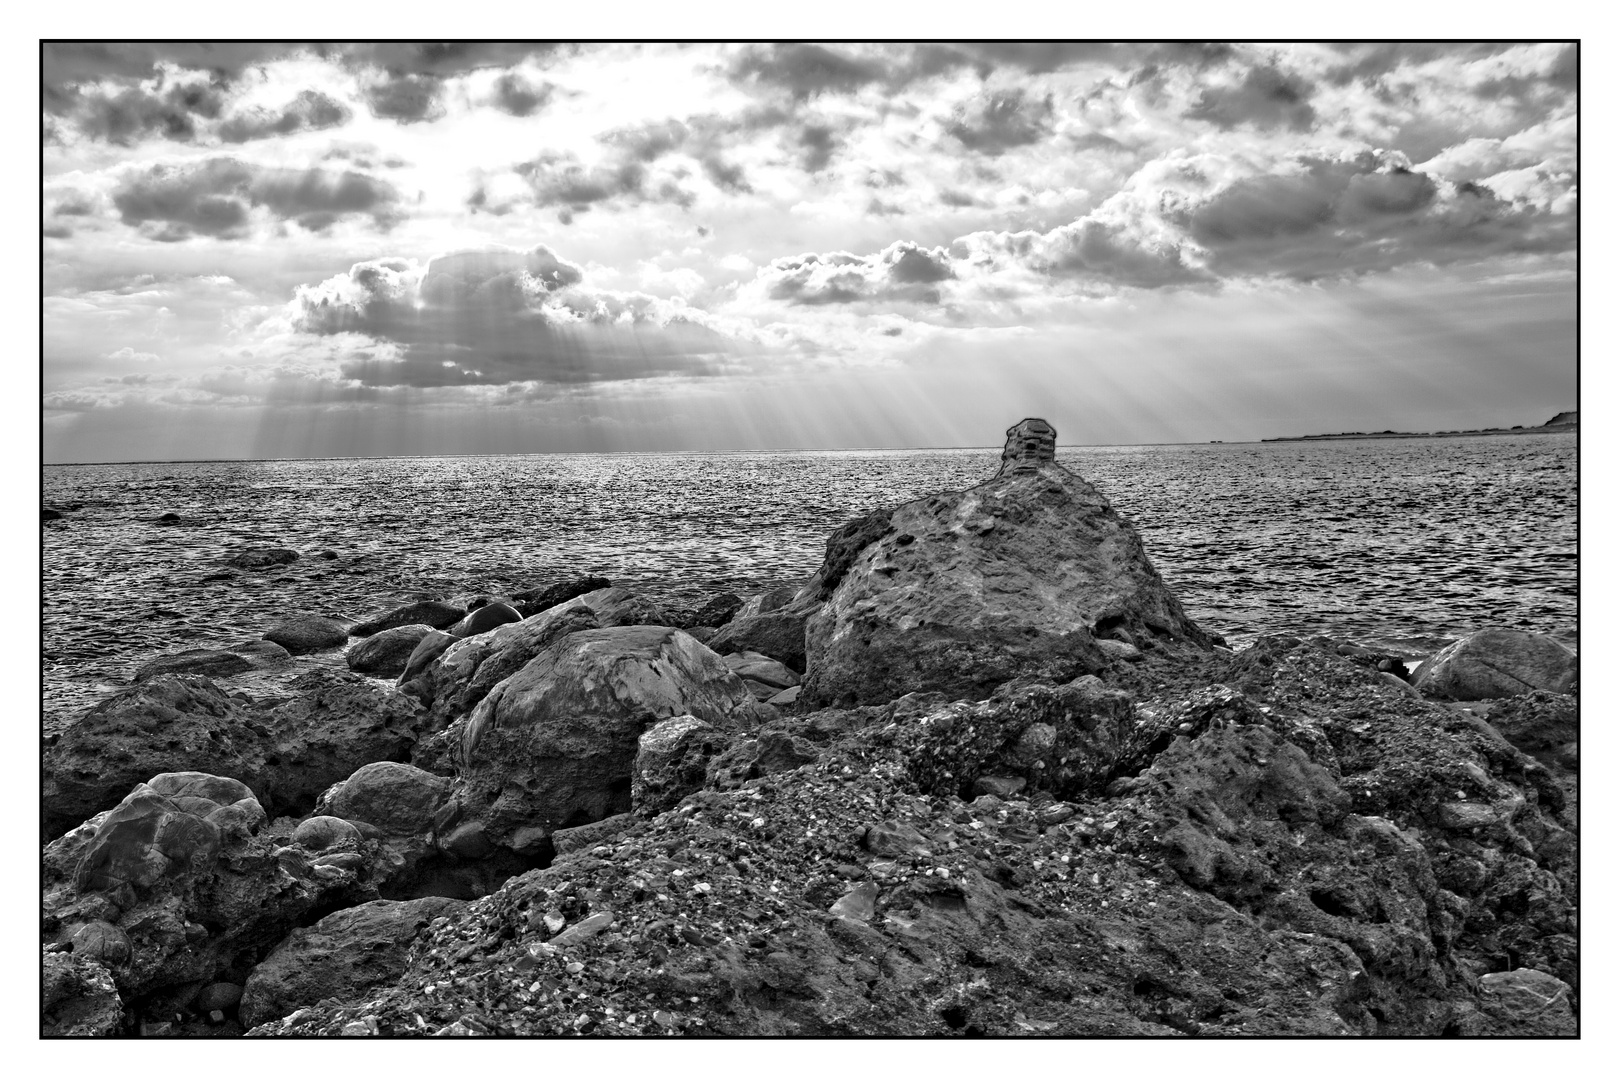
42,951,123,1036
448,601,523,639
292,816,362,852
706,730,822,791
686,626,718,645
631,716,730,815
723,651,800,690
511,576,614,619
449,626,759,850
550,911,615,949
196,981,243,1012
42,676,271,841
550,813,639,855
228,640,293,667
227,547,299,570
829,881,879,921
315,761,454,838
156,512,182,525
238,897,464,1030
1480,691,1579,765
688,592,744,629
972,776,1027,798
766,685,802,707
69,920,132,967
134,648,254,683
1477,969,1576,1036
409,587,667,724
71,773,264,897
351,600,466,637
704,594,820,673
43,506,63,521
257,668,433,816
263,613,350,654
802,418,1209,706
1096,639,1142,663
347,624,436,678
1412,628,1577,700
398,630,458,689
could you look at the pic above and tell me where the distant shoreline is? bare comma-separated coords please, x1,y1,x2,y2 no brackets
1262,422,1577,443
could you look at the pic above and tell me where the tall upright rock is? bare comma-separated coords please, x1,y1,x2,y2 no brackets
801,418,1211,706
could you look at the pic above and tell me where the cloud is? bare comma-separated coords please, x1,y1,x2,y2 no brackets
797,124,840,172
42,43,294,111
112,157,404,240
490,72,554,116
755,241,956,306
363,73,445,123
286,245,741,387
945,90,1054,154
337,43,564,78
64,77,228,145
1186,64,1317,131
218,90,351,142
727,44,890,98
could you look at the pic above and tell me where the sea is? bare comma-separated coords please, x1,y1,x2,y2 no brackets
41,432,1577,735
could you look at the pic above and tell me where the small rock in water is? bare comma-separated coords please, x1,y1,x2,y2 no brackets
263,613,350,654
227,546,299,570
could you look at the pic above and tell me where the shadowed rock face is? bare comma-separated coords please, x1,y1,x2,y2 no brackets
802,418,1211,707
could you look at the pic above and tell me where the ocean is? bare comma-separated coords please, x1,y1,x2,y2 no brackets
41,432,1577,734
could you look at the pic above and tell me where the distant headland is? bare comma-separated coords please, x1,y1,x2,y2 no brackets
1263,411,1578,443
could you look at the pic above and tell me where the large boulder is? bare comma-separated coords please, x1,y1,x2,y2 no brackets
411,587,666,725
263,613,350,654
239,896,465,1030
802,418,1210,706
631,715,730,815
351,600,466,637
511,575,613,619
445,626,759,853
42,951,123,1036
347,624,436,679
134,648,254,683
448,601,524,639
43,676,271,841
1412,628,1577,700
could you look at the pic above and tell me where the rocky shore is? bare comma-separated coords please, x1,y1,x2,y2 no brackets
41,419,1579,1038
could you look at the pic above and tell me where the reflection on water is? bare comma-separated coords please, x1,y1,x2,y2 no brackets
42,433,1576,732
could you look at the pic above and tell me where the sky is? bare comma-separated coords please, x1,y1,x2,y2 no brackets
40,40,1579,462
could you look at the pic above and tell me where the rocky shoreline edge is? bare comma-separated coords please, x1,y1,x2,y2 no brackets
42,419,1579,1038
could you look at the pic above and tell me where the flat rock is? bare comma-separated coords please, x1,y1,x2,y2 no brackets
351,600,466,637
723,651,801,690
263,614,350,654
511,576,614,619
347,624,436,678
134,648,254,683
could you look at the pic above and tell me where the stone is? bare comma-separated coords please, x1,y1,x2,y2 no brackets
706,730,820,791
448,601,523,639
228,640,293,667
196,981,243,1012
1477,969,1576,1036
550,911,615,949
450,626,758,849
723,651,800,690
156,512,182,525
256,668,433,816
43,676,271,842
766,685,802,707
237,897,464,1029
802,418,1209,707
347,624,436,678
398,629,458,689
43,506,63,521
42,951,123,1036
830,881,879,921
688,592,744,629
134,648,253,683
409,587,669,724
511,576,614,619
72,773,263,897
227,547,299,570
1412,628,1577,700
704,593,819,673
550,813,638,855
631,715,729,815
314,761,454,837
1096,639,1142,663
69,920,132,967
263,613,350,655
292,816,362,852
352,600,466,637
973,776,1028,798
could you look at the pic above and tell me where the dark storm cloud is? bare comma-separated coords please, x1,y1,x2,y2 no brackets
1034,220,1209,289
218,90,351,142
112,158,404,240
363,74,445,123
335,42,566,78
1186,65,1318,132
67,77,228,145
760,242,955,306
945,90,1054,155
490,72,555,117
289,246,730,388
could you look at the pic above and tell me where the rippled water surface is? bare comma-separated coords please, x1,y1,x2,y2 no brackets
42,434,1577,732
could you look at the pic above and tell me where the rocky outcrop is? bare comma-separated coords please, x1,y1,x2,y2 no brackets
347,624,436,678
263,613,350,654
238,896,465,1029
1413,628,1577,700
802,418,1210,707
351,600,466,637
441,626,760,855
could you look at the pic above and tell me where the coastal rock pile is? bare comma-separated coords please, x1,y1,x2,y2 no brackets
40,419,1578,1038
